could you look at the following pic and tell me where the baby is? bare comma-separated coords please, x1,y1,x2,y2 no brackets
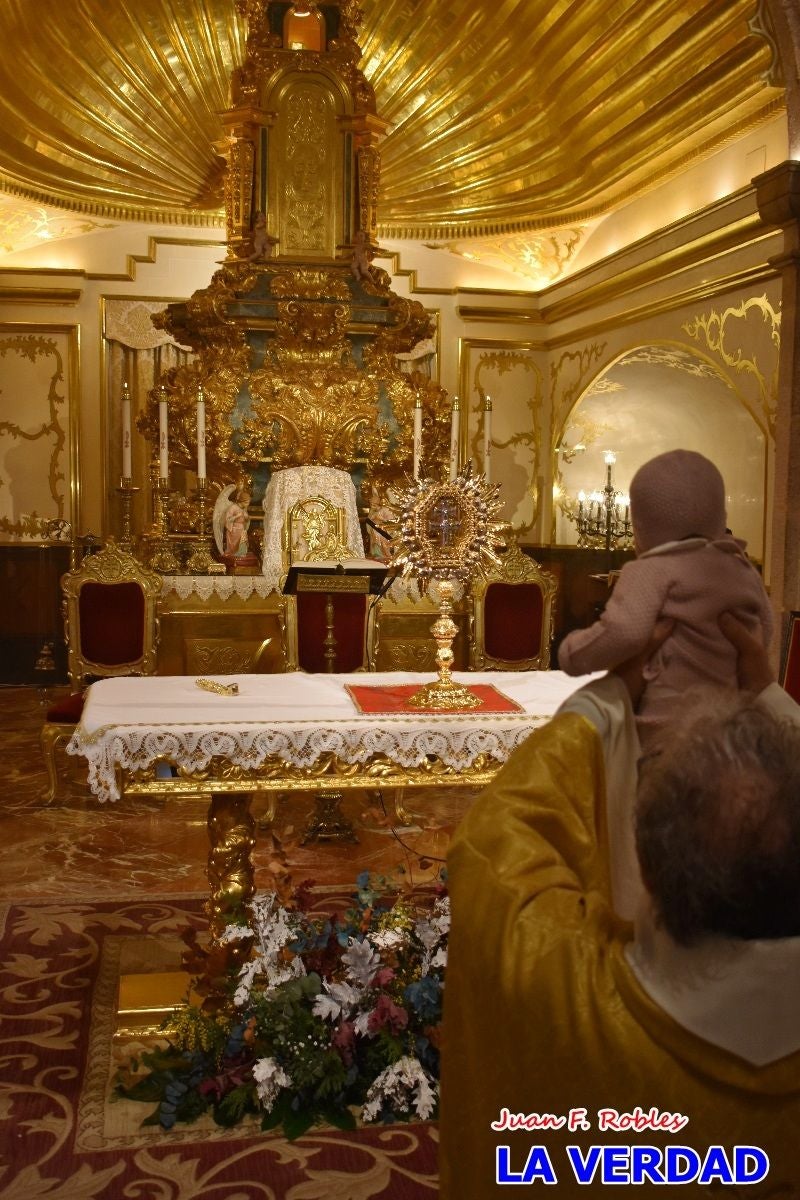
558,449,773,742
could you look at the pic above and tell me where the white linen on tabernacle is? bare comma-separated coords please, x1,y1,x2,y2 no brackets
67,670,597,803
261,465,365,594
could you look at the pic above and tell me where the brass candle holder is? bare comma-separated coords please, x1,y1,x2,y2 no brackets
149,478,181,574
185,477,222,574
116,477,140,551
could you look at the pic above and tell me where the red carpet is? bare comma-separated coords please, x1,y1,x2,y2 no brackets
0,894,438,1198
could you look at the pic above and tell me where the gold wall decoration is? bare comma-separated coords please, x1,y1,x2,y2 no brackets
0,329,77,541
682,295,780,436
471,350,543,537
450,229,587,289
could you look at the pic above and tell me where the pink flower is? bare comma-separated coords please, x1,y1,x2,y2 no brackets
367,993,408,1035
332,1020,356,1065
370,966,395,989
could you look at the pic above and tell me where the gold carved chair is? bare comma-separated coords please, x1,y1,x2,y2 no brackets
469,532,557,671
41,539,162,801
281,495,373,672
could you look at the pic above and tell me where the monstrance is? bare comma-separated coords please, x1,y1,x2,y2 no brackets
389,464,504,709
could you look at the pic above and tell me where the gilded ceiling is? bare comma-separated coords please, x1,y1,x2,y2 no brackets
0,0,783,241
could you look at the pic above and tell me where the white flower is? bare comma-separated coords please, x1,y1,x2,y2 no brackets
219,923,253,943
371,927,407,950
342,937,381,986
353,1010,371,1036
312,978,362,1022
253,1056,292,1113
361,1055,438,1123
431,946,447,969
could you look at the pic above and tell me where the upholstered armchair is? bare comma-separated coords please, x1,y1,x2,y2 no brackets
469,532,557,671
41,539,162,800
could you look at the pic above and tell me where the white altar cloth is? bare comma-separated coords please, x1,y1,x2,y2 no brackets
68,670,595,803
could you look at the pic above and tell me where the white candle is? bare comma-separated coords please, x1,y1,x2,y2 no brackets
482,394,492,483
448,395,460,481
196,386,206,480
413,393,423,479
158,388,169,481
121,381,132,479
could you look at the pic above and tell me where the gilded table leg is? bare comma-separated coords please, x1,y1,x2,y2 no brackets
206,792,256,938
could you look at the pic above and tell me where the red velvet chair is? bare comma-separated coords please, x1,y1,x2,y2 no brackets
469,533,557,671
281,591,373,672
41,540,162,800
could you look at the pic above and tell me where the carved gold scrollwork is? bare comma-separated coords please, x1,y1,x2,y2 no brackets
682,296,780,435
206,792,256,935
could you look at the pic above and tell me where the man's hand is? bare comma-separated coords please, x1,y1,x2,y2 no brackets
718,611,775,692
612,619,674,708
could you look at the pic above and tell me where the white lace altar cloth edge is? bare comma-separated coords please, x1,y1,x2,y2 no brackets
67,671,595,803
161,576,275,601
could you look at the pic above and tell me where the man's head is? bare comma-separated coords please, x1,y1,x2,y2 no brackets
629,449,727,553
635,695,800,945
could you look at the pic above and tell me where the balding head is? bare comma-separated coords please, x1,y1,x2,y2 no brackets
635,696,800,945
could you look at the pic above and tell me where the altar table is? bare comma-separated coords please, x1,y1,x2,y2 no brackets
68,670,593,932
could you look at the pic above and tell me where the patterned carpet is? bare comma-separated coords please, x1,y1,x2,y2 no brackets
0,686,469,1197
0,894,439,1199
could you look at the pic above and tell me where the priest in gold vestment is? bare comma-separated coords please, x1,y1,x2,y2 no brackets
440,623,800,1197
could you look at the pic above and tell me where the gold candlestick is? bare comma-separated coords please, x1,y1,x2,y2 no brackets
149,478,181,574
116,477,140,551
185,477,221,574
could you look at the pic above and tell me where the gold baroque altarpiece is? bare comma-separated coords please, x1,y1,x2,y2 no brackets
136,0,452,527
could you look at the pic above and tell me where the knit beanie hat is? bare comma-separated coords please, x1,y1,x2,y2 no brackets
629,449,727,553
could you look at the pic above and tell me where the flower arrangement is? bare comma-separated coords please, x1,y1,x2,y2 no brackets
117,871,448,1139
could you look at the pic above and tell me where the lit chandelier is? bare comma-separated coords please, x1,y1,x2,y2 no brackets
571,451,633,552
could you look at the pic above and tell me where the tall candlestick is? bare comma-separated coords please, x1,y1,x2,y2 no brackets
413,392,423,479
448,395,460,481
158,387,169,481
196,385,207,479
482,393,492,483
121,380,132,479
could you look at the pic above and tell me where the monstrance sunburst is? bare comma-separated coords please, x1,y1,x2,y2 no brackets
388,464,505,709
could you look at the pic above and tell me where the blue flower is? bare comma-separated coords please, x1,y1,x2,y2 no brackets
404,977,441,1022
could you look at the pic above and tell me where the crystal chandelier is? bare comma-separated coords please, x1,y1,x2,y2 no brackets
572,451,633,551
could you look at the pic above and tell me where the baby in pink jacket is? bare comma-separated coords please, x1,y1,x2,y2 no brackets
558,450,773,742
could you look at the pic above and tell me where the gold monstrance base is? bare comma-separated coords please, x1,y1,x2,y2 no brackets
405,579,483,711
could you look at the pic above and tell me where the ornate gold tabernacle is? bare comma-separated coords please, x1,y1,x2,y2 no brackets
137,0,452,536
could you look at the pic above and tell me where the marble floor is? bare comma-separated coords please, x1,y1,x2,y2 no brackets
0,685,472,904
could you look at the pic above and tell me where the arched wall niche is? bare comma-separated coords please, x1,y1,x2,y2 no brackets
553,341,768,561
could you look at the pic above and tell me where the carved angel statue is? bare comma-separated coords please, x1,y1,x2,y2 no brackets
213,484,252,559
350,229,375,282
247,211,279,261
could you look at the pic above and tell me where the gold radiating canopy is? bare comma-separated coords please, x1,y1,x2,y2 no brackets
0,0,779,238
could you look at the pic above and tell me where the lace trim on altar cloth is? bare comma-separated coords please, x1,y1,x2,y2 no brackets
67,720,544,803
161,576,275,601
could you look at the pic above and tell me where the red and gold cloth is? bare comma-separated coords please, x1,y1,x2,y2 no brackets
344,682,524,715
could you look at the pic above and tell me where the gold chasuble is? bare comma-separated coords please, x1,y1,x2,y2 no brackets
440,712,800,1198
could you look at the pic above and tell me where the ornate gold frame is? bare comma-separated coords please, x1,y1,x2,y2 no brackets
469,536,557,671
41,540,162,803
61,539,162,686
282,494,351,568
